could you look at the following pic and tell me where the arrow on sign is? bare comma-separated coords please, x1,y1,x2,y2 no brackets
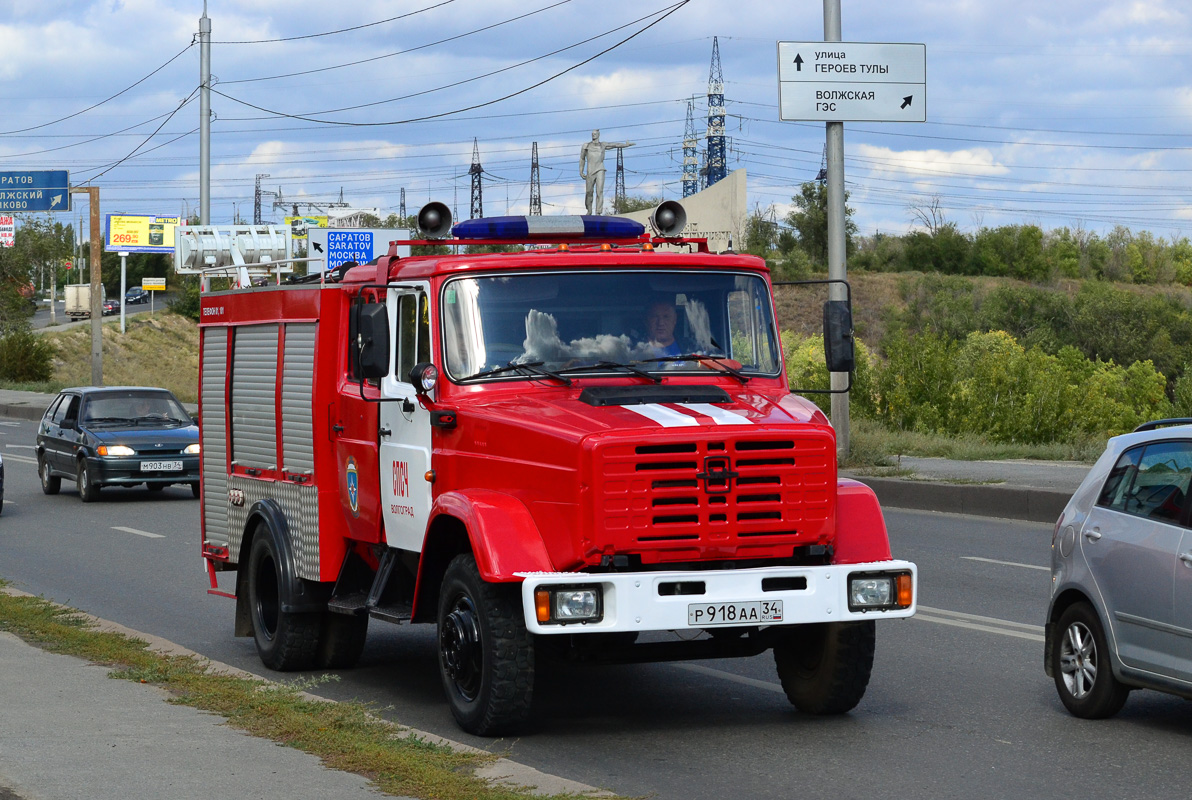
312,241,323,253
901,95,913,109
50,194,62,208
794,53,804,71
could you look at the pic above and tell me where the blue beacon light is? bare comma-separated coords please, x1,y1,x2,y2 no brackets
451,215,645,240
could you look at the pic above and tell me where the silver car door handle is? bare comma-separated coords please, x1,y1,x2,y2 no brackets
1180,553,1192,566
1084,529,1102,541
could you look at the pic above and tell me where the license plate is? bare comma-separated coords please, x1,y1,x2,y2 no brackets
688,600,783,626
140,460,183,472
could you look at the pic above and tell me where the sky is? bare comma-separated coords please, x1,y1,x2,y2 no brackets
2,0,1192,242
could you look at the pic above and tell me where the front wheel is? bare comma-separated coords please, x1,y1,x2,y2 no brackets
1052,602,1129,719
77,460,99,503
437,554,534,735
39,455,60,495
774,621,875,715
246,528,321,671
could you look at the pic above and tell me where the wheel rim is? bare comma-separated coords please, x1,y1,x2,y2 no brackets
440,592,482,702
41,459,50,487
253,551,280,641
1059,620,1098,699
78,464,88,493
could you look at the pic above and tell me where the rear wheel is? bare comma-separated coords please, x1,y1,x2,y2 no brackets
246,528,321,671
437,554,534,735
190,482,201,499
773,621,875,714
38,455,60,495
1052,602,1129,719
77,460,99,503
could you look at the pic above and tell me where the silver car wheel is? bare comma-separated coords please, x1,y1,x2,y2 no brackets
1059,620,1097,699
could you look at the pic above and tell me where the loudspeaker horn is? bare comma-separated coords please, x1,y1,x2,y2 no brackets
417,202,453,238
649,200,687,237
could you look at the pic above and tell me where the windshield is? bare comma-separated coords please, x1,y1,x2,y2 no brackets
441,270,780,381
81,390,192,426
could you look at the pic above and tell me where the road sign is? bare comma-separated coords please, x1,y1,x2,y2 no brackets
0,170,71,213
142,277,166,290
0,215,13,248
777,42,926,122
308,228,410,272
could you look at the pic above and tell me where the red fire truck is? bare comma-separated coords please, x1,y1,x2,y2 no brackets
196,203,916,735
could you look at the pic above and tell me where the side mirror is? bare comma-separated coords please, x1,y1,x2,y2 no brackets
408,362,439,396
355,303,391,379
823,300,855,374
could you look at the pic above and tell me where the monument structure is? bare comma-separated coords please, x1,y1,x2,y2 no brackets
579,129,634,215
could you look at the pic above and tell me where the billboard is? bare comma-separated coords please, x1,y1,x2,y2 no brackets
284,215,328,240
106,214,182,254
0,215,13,248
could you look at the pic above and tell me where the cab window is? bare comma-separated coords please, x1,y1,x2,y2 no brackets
396,292,429,384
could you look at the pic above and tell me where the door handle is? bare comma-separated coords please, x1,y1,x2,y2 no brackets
332,424,344,434
379,427,392,438
1084,529,1102,542
1180,553,1192,566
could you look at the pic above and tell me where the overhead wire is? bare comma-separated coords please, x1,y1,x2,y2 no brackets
209,0,455,44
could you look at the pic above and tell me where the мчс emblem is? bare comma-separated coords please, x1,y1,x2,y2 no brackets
346,457,360,517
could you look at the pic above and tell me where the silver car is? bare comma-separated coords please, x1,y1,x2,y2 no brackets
1046,418,1192,718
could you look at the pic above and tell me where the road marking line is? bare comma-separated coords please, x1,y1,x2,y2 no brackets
914,613,1044,642
962,556,1049,571
4,444,36,449
3,454,37,465
918,604,1044,632
0,421,20,427
673,663,785,694
111,526,165,539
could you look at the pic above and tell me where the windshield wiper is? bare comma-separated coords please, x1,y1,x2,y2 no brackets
634,354,750,384
460,361,572,386
556,361,661,384
84,416,139,425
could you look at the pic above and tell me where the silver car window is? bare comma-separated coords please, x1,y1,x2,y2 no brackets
1129,441,1192,523
1097,447,1141,512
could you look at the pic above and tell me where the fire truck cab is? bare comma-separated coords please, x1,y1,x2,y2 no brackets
196,204,916,735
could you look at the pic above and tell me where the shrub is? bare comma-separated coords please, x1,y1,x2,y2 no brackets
0,327,57,382
782,331,877,418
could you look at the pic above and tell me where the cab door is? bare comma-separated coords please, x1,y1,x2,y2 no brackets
378,287,433,553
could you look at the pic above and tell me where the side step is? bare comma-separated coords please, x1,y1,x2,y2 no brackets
327,549,412,624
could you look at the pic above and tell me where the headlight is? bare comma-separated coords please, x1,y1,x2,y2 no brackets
184,443,201,455
533,585,603,624
848,571,913,612
97,445,135,456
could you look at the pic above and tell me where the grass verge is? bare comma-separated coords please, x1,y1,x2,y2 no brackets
0,584,606,800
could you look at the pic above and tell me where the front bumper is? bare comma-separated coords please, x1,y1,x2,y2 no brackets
518,561,917,634
86,455,200,486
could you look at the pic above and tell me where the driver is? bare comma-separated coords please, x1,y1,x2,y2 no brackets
645,299,682,357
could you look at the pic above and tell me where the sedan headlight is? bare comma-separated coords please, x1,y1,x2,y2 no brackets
97,445,136,456
848,571,913,612
184,443,201,455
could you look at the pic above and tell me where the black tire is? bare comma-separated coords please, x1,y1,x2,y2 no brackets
190,482,201,499
39,455,60,495
77,459,99,503
246,528,321,671
774,621,875,715
1052,602,1129,719
437,554,534,735
317,613,369,669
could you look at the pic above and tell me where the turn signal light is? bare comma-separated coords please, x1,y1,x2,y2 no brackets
535,590,551,623
897,573,913,607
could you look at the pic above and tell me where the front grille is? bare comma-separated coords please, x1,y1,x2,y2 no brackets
134,446,187,456
594,434,833,557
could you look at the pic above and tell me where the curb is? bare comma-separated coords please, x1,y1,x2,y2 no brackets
0,587,609,799
851,476,1068,524
0,402,47,422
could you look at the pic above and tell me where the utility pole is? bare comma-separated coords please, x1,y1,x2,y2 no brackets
824,0,849,457
469,138,484,220
70,186,102,386
199,2,211,225
614,147,626,214
254,173,269,224
529,142,542,216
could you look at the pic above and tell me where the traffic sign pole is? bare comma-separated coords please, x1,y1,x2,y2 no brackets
119,252,128,334
824,0,850,459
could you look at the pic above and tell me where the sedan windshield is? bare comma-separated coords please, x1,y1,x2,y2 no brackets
442,270,781,381
82,391,192,426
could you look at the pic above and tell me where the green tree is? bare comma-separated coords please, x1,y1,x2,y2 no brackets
784,182,856,268
613,194,663,214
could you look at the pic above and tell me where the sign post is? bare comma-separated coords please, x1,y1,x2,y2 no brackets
118,252,129,333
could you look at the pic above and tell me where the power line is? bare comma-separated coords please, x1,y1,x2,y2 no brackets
222,0,574,85
79,87,202,182
209,0,455,44
0,42,194,136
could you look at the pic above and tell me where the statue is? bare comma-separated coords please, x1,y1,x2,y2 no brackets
579,129,634,215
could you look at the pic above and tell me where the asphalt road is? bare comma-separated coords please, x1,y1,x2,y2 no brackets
31,297,167,330
2,414,1191,799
